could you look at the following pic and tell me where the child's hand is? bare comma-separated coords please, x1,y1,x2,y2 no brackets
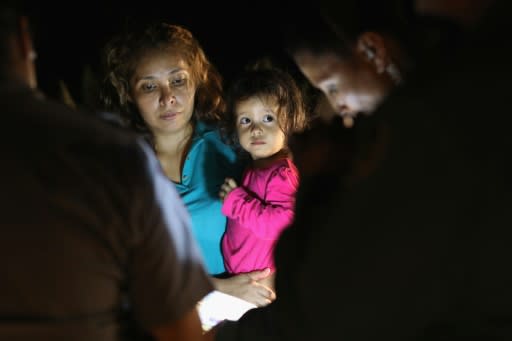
219,177,238,201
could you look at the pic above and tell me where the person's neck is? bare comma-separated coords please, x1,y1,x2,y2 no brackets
252,148,289,169
0,68,29,89
0,73,43,99
153,122,194,155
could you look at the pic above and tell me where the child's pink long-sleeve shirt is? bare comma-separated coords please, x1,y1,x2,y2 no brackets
221,158,298,274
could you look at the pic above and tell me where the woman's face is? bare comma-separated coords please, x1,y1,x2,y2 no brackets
293,50,392,126
129,49,196,136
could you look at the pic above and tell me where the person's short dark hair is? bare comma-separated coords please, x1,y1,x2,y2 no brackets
283,0,418,61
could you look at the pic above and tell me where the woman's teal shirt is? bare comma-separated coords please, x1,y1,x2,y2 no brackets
174,122,243,275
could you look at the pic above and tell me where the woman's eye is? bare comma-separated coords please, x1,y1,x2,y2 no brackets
141,83,156,92
171,77,186,86
263,115,274,123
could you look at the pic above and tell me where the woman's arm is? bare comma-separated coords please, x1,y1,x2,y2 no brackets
210,269,276,307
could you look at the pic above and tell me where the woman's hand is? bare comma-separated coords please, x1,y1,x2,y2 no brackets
219,177,238,202
211,269,276,307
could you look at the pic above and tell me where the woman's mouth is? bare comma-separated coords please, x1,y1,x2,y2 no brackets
160,112,178,120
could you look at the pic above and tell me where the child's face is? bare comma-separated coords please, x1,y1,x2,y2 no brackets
128,49,196,135
235,96,286,160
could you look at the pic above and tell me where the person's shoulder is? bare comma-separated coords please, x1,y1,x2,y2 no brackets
195,121,222,140
4,88,144,164
40,92,137,147
271,157,295,170
196,121,235,150
265,160,299,191
268,157,299,182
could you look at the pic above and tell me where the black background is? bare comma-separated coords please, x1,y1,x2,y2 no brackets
29,1,302,106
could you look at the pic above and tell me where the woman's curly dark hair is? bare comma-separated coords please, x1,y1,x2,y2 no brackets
100,23,225,136
222,67,309,152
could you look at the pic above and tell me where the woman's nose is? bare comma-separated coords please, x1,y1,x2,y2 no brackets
160,88,176,106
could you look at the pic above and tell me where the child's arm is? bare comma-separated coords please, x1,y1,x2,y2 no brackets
221,166,298,241
219,178,238,202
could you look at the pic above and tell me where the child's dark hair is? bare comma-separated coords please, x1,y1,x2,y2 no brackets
222,67,308,148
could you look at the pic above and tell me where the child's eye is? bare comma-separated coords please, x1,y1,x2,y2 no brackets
263,115,274,123
239,117,251,125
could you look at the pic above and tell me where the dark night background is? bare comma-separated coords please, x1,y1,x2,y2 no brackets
28,1,309,109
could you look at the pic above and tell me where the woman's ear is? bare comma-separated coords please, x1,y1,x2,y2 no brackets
356,31,390,74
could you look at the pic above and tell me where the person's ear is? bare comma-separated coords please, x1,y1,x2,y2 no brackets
16,16,38,88
18,16,37,62
356,31,389,74
357,31,402,84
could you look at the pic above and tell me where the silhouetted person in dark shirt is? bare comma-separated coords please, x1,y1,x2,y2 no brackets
0,3,213,340
212,0,512,340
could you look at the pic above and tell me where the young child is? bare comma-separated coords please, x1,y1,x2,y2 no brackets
219,67,308,291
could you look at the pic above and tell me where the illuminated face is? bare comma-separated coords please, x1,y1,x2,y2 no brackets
129,50,195,136
293,51,391,127
235,96,286,160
